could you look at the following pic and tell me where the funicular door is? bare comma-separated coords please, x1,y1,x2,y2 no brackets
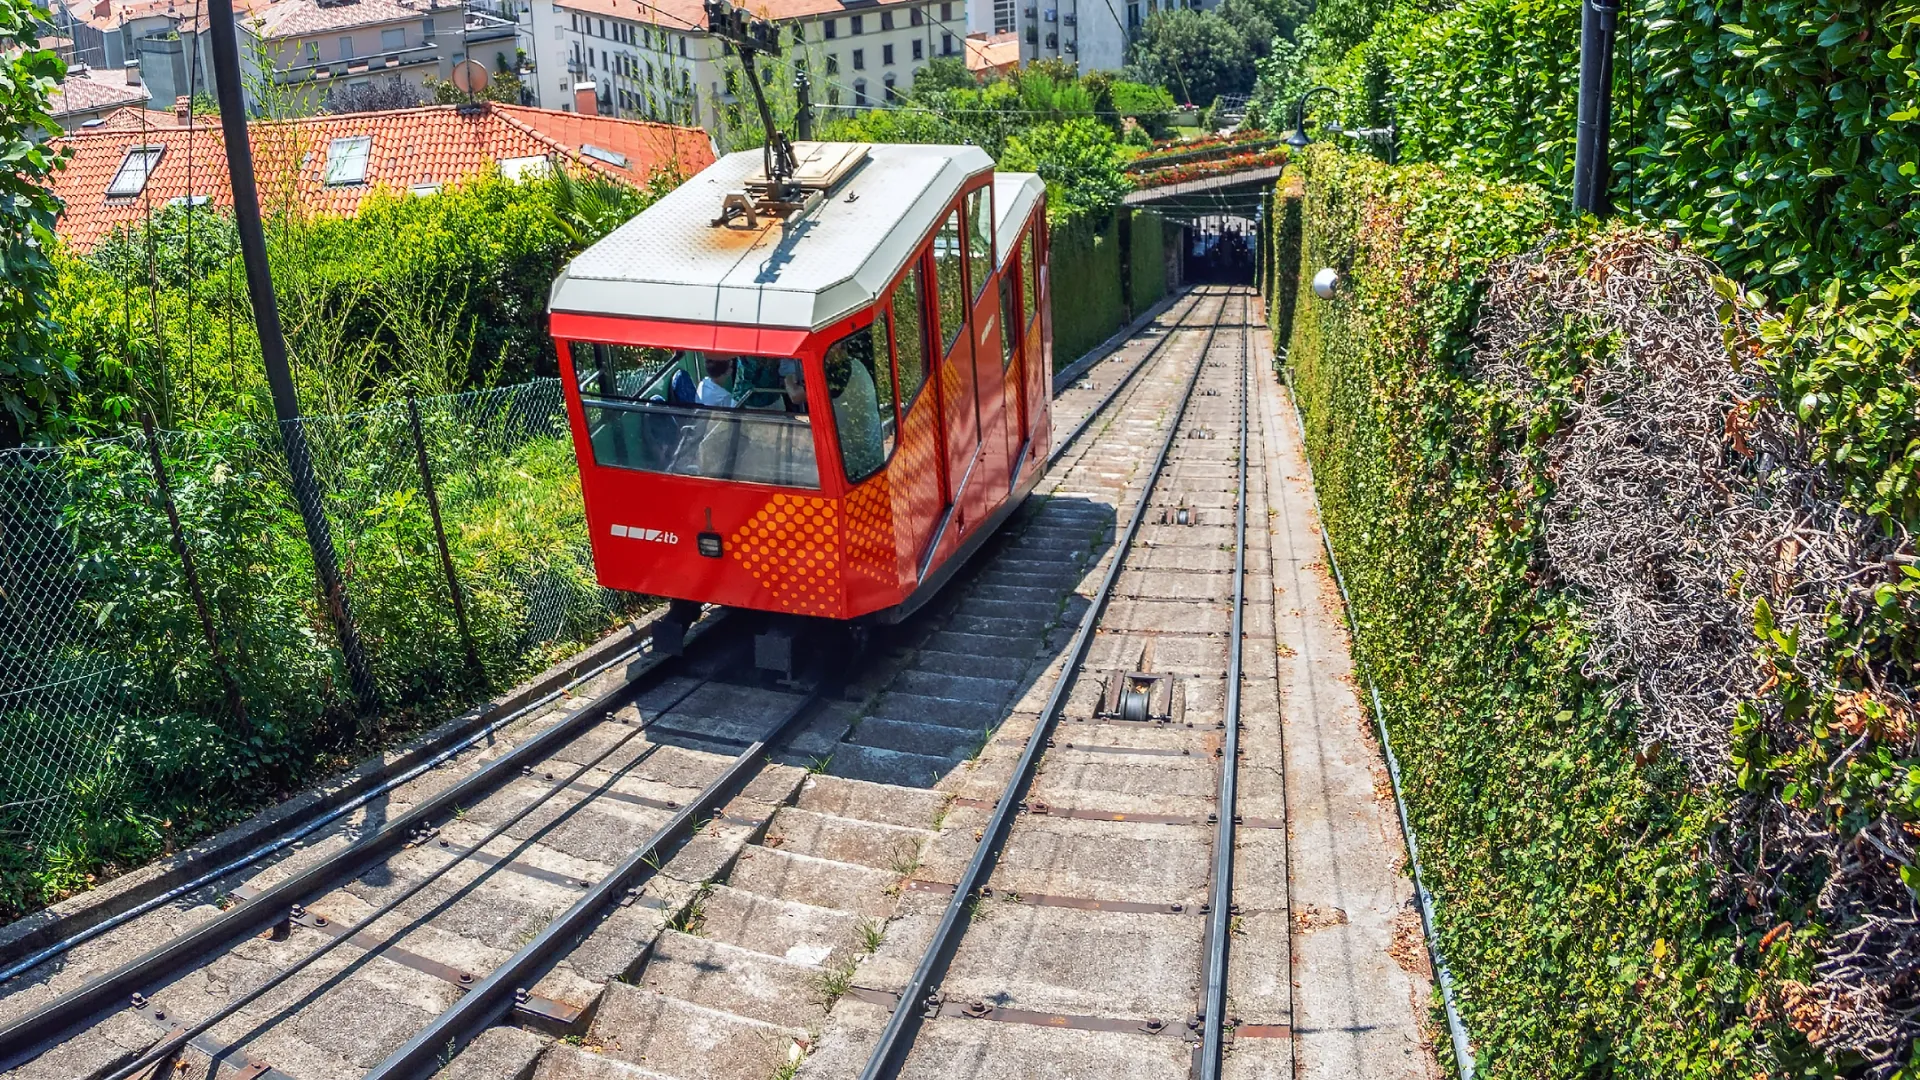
932,203,983,549
962,184,1010,511
999,223,1031,478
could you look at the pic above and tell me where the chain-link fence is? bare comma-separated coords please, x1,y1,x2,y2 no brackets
0,379,640,861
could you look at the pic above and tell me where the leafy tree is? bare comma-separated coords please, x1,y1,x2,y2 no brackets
0,0,72,447
1246,29,1313,130
1111,79,1177,137
425,68,526,106
908,56,976,97
1123,8,1255,107
1301,0,1393,67
999,117,1129,224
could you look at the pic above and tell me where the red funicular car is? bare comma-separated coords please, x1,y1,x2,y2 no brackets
550,139,1052,672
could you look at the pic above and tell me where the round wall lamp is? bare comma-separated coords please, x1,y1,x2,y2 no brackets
1312,267,1340,299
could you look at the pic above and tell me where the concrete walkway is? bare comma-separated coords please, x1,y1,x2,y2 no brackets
1253,353,1441,1080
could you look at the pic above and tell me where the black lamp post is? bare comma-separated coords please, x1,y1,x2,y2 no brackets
1287,85,1337,149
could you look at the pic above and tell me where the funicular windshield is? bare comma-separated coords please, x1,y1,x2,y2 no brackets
570,343,820,489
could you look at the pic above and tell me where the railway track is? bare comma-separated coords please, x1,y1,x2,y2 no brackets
0,286,1264,1080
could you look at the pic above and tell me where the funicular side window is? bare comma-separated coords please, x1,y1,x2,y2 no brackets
827,314,895,484
999,238,1020,369
1019,226,1036,331
965,186,993,302
570,342,819,489
891,265,929,408
933,209,965,352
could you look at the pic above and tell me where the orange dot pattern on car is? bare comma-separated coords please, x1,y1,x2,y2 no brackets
728,494,841,616
889,390,943,586
844,470,894,592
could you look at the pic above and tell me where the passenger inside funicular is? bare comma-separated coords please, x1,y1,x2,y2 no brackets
570,316,897,493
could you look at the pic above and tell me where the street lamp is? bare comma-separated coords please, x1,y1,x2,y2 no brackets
1286,85,1336,149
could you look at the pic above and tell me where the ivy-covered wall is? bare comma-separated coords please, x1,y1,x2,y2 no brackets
1277,146,1820,1077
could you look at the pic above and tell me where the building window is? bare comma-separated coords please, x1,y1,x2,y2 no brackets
941,2,951,19
826,52,838,73
850,13,862,33
884,72,896,98
882,42,893,64
852,47,864,69
323,136,372,185
105,144,163,196
338,35,353,59
881,10,893,29
941,30,952,53
823,17,836,37
912,38,922,59
854,77,866,106
570,13,576,29
422,17,435,38
381,27,404,50
680,36,687,55
910,5,922,25
597,17,605,34
304,40,319,61
1127,1,1138,24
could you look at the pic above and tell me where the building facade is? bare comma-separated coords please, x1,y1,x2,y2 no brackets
528,0,966,141
969,0,1210,77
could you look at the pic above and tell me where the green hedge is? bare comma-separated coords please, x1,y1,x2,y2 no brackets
1126,208,1169,314
1325,0,1920,297
1279,146,1793,1077
1050,214,1127,363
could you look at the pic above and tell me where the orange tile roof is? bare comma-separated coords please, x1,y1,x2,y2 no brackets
251,0,437,38
47,102,715,250
964,31,1017,76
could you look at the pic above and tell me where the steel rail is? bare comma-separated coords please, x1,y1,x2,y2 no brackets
1198,292,1252,1078
0,616,720,1074
94,675,717,1080
366,686,828,1078
858,289,1232,1080
1046,287,1213,468
0,614,704,992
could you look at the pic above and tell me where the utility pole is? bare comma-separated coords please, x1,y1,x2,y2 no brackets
794,69,812,141
1572,0,1620,217
205,0,381,718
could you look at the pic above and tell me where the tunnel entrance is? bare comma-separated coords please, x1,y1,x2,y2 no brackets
1182,218,1256,285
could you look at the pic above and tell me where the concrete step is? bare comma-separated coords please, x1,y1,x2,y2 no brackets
891,669,1018,704
919,629,1035,659
633,930,829,1029
973,568,1079,591
850,717,986,762
912,647,1032,682
794,774,950,831
695,884,864,968
944,613,1046,638
824,743,960,790
764,807,931,873
726,845,899,918
896,1015,1189,1079
866,691,1003,730
534,1044,680,1080
952,597,1059,625
579,983,804,1080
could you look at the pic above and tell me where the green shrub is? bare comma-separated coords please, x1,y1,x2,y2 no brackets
1279,146,1786,1077
1323,0,1920,298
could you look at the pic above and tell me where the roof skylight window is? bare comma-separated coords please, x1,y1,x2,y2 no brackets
106,145,164,197
580,143,628,168
500,154,551,181
323,135,373,185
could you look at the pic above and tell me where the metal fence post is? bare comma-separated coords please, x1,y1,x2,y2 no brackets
141,413,252,735
406,396,484,686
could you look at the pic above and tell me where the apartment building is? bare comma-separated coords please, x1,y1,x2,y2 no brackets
529,0,965,138
971,0,1210,75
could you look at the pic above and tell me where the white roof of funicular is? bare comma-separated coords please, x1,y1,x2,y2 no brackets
549,142,1035,333
993,170,1044,268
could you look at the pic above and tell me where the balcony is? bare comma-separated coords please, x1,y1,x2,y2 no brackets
279,42,440,83
1042,6,1054,19
465,10,517,43
1063,37,1075,52
1044,31,1056,46
1062,12,1075,23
